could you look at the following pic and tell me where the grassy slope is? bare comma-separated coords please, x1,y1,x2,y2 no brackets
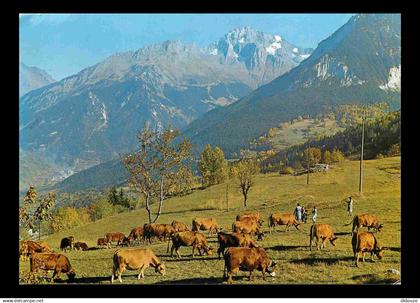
269,118,344,151
20,157,401,284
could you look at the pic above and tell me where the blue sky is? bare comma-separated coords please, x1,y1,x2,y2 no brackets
19,14,354,81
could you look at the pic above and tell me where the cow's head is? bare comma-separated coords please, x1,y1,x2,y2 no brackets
374,246,385,260
203,246,214,256
122,236,131,246
258,219,264,226
155,263,166,276
67,268,76,281
330,236,338,246
266,261,277,277
376,224,384,232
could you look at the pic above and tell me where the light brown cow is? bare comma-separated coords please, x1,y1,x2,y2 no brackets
169,231,213,258
236,212,264,226
111,248,165,283
217,232,258,259
268,213,300,233
309,223,338,251
106,232,127,247
171,220,189,232
352,232,385,267
30,253,76,281
350,214,383,234
223,247,277,284
192,218,219,236
232,218,264,240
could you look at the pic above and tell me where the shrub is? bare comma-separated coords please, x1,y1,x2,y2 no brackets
49,207,91,233
280,167,294,175
387,144,400,157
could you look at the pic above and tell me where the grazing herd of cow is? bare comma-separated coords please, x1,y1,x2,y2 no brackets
19,212,387,284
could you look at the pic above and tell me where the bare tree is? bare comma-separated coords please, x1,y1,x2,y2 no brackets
232,159,259,207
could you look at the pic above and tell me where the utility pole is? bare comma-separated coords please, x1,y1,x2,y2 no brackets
306,135,310,185
226,183,229,211
359,115,365,193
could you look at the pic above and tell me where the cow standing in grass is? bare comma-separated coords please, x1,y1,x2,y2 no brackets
169,231,213,258
268,213,300,233
223,247,277,284
232,218,264,240
352,232,385,267
349,214,383,234
30,253,76,281
60,236,75,252
309,223,338,251
111,248,165,283
192,218,219,236
217,232,258,259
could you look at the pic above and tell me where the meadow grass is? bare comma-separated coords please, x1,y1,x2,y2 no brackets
19,157,401,285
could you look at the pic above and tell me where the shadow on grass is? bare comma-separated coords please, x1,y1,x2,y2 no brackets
335,232,352,236
387,247,401,252
290,256,353,266
165,256,218,262
352,274,399,284
54,276,111,284
266,245,307,251
153,277,221,285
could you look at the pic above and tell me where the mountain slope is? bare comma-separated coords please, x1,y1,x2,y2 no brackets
182,14,401,155
19,63,56,97
19,28,309,172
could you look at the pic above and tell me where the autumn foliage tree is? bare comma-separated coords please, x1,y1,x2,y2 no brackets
19,186,56,240
122,126,193,223
198,144,228,187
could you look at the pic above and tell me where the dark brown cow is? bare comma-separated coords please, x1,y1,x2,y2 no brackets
217,232,258,259
309,224,338,251
232,218,264,240
97,237,109,248
223,247,277,284
60,236,75,252
350,214,383,234
268,213,300,233
171,220,189,232
105,232,127,247
30,253,76,281
192,218,219,236
169,231,213,258
127,227,145,245
352,232,385,267
74,242,89,251
236,212,264,227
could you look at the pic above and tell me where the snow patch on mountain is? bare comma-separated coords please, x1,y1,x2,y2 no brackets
380,65,401,91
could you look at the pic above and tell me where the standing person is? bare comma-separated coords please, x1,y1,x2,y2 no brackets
294,203,302,222
302,206,308,223
347,196,354,217
312,206,317,224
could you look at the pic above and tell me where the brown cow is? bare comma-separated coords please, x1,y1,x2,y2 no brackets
20,240,52,261
232,218,264,240
74,242,89,251
127,227,145,245
111,248,165,283
97,237,109,248
30,253,76,281
171,220,189,232
350,214,383,234
169,231,213,258
217,232,258,259
60,236,75,252
236,212,264,227
106,232,127,247
309,224,338,251
223,247,277,284
268,213,300,233
192,218,219,236
144,224,176,245
352,232,385,267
